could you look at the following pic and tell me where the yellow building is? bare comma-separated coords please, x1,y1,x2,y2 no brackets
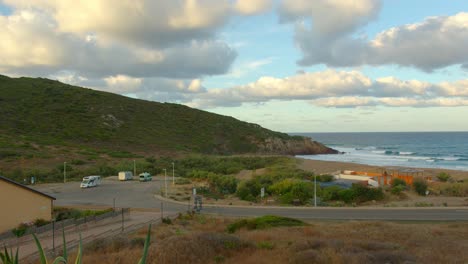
0,175,55,233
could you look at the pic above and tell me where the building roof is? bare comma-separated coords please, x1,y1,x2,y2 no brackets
0,175,56,200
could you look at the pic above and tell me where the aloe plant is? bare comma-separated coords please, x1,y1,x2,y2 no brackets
3,224,152,264
138,224,152,264
32,230,79,264
0,247,19,264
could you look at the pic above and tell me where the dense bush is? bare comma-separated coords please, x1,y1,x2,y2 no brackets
351,184,384,203
316,174,334,182
226,215,305,233
437,172,451,182
391,185,406,195
391,178,407,187
321,186,343,201
413,178,428,196
320,184,384,204
431,181,468,197
391,178,407,195
236,181,258,202
208,174,238,194
269,179,317,204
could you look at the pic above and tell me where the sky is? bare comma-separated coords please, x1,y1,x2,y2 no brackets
0,0,467,132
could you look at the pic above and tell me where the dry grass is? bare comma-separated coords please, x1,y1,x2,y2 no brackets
66,214,468,264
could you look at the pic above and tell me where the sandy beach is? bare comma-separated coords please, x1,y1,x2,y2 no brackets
296,157,468,180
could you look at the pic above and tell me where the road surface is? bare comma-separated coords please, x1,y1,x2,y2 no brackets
33,177,468,221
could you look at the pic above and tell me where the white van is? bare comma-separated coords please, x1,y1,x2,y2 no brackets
80,175,101,188
118,171,133,181
139,172,152,182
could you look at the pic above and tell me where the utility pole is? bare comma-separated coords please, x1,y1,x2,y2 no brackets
164,169,167,197
133,160,136,177
63,162,67,183
172,162,175,185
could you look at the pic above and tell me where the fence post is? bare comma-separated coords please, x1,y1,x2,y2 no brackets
160,202,164,221
121,208,124,232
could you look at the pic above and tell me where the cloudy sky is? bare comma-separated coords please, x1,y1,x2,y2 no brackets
1,0,467,132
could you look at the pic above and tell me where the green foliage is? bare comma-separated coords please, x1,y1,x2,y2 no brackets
162,217,173,225
391,179,407,195
316,174,334,182
256,241,274,250
70,159,86,165
437,172,451,182
0,75,313,156
436,182,468,197
11,223,29,238
54,208,113,221
321,186,343,201
175,178,191,185
349,184,384,203
226,215,305,233
269,179,317,204
33,219,50,227
208,174,238,194
320,184,384,204
413,178,428,196
391,185,406,195
0,247,19,264
391,178,407,187
137,224,151,264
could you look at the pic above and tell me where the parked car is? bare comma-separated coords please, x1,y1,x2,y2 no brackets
139,172,152,182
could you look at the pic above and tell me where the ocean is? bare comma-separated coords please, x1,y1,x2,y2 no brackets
293,132,468,171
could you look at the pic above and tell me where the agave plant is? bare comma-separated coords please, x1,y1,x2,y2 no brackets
32,227,81,264
0,247,19,264
138,224,152,264
2,224,152,264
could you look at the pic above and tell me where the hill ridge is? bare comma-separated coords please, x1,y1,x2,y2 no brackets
0,74,336,156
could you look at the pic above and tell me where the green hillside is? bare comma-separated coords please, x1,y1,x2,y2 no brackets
0,75,334,157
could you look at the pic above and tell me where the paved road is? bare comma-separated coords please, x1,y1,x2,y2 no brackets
33,178,468,221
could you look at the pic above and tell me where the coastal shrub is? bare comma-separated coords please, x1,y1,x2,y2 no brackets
351,184,384,203
33,219,50,227
207,174,238,194
437,172,451,182
391,185,406,195
337,189,355,203
175,178,191,185
391,178,407,195
321,186,343,201
413,178,428,196
317,174,334,182
236,181,257,201
269,179,316,204
391,178,407,187
226,215,305,233
434,182,468,197
11,223,30,237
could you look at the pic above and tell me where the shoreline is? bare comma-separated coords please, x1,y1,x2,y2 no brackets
295,157,468,180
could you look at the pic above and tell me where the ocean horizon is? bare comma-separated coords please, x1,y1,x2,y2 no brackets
292,131,468,172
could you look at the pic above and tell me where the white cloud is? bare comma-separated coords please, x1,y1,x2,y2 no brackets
187,70,468,108
3,0,232,47
104,75,142,93
437,80,468,96
279,0,381,36
366,13,468,71
310,97,468,108
282,1,468,71
235,0,272,15
0,7,237,79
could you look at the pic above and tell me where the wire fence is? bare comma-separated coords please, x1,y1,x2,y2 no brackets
0,208,130,248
